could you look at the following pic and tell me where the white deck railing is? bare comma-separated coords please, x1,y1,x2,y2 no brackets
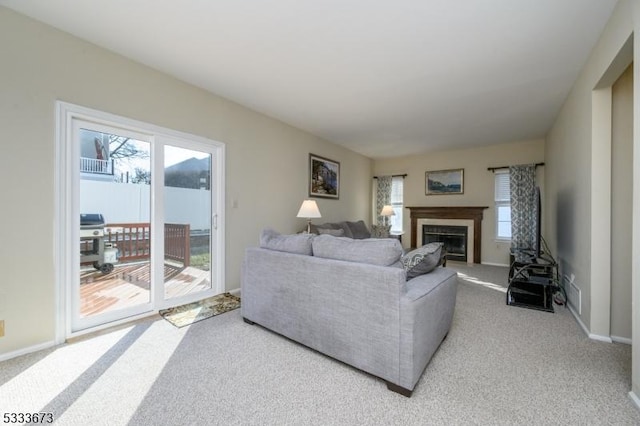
80,157,113,175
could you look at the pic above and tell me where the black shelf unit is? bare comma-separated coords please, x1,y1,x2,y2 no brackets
506,251,558,313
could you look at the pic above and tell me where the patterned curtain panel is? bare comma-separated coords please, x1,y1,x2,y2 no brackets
376,176,392,224
509,164,536,260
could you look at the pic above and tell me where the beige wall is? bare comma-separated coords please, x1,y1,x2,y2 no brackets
543,0,640,401
0,7,372,356
372,139,545,265
545,0,633,336
611,63,633,341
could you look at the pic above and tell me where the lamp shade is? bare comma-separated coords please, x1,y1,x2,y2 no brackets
380,205,395,217
297,200,322,218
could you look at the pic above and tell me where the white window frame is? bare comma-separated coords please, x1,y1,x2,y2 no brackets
389,176,404,233
495,170,511,241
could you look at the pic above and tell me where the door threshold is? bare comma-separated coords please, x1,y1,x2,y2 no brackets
66,311,161,343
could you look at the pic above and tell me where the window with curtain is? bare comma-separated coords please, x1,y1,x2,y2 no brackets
390,176,404,233
495,171,511,240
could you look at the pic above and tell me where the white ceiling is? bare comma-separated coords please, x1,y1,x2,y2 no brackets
1,0,619,158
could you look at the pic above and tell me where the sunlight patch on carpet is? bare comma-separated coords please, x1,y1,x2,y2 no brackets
159,293,241,327
457,272,507,293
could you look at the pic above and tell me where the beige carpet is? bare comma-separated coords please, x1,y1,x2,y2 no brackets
1,263,638,425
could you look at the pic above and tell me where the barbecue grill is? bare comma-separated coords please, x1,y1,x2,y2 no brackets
80,213,118,274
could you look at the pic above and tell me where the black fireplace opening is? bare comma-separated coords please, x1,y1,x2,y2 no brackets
423,225,468,262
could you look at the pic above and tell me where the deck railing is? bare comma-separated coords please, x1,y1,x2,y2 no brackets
80,157,114,175
105,223,150,262
102,222,191,265
165,223,191,266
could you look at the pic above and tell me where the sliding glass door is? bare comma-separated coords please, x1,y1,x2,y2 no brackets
160,144,216,306
60,103,225,334
74,121,154,331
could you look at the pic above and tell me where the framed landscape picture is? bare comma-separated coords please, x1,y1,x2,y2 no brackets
425,168,464,195
309,154,340,199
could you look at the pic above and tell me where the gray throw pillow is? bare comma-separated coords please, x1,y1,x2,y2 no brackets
401,242,444,279
346,220,371,239
318,228,345,237
371,224,391,238
260,228,314,255
309,222,342,235
339,222,354,238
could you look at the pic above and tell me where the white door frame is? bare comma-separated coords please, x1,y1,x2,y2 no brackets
55,101,225,341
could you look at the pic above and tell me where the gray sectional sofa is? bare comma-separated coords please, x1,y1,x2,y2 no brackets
241,230,458,396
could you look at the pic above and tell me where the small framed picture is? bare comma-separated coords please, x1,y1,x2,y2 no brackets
425,169,464,195
309,154,340,199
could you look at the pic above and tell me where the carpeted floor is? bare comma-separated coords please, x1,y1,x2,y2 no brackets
1,263,639,425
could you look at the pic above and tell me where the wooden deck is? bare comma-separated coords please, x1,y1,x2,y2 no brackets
79,262,210,317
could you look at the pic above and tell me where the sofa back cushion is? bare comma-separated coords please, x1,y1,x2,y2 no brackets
312,234,402,266
260,228,314,255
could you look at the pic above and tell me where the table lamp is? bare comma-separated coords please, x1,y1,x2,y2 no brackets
380,205,395,226
297,199,322,233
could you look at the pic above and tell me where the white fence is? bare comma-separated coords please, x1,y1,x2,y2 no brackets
80,180,211,230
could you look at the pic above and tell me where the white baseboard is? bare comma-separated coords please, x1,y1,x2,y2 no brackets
567,305,620,344
567,303,587,335
228,287,241,297
567,304,614,343
629,391,640,411
481,262,510,267
566,305,589,336
612,335,632,345
0,341,56,363
589,333,614,343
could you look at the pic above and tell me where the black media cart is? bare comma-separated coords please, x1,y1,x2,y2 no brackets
506,250,559,313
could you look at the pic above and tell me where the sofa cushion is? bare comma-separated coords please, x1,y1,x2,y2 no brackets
346,220,371,239
401,242,444,279
318,228,345,237
312,234,403,266
260,228,314,255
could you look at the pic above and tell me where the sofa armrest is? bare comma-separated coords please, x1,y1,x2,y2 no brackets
398,267,457,390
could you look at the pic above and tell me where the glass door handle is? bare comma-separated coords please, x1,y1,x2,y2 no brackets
213,213,218,230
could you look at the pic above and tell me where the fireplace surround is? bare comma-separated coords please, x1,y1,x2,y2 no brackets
407,206,488,264
423,224,468,261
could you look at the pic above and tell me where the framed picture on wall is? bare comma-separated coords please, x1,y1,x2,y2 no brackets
309,154,340,199
425,168,464,195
